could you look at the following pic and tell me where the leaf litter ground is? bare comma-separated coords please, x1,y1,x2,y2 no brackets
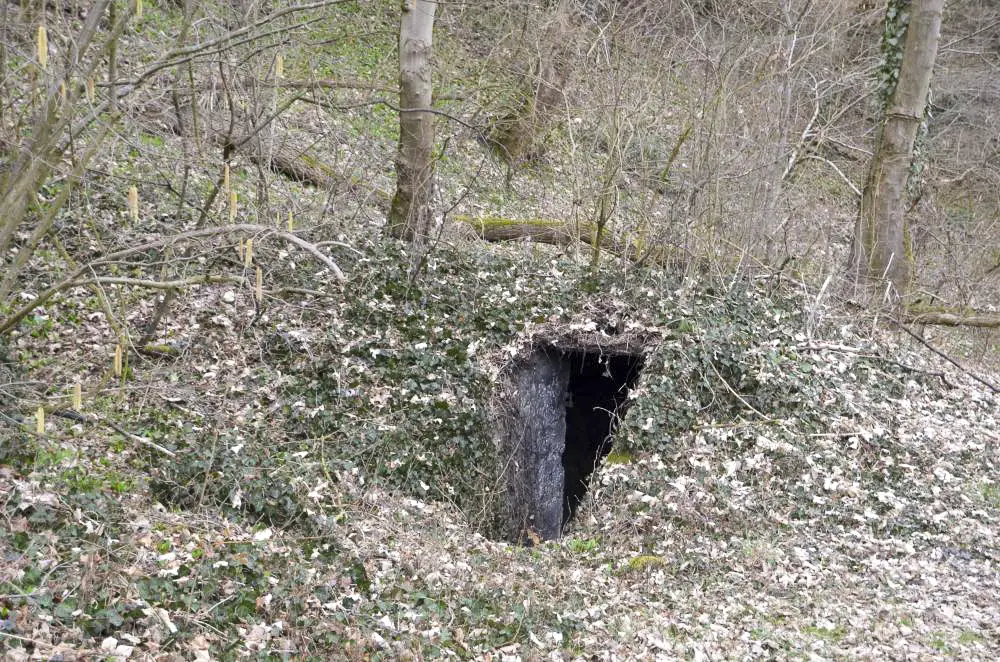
2,259,998,661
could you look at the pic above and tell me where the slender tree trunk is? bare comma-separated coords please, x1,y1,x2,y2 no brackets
388,0,436,242
0,0,114,306
849,0,944,300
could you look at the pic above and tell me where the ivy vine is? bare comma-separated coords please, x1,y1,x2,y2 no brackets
874,0,911,112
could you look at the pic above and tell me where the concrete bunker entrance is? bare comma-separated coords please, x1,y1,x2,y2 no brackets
507,343,644,542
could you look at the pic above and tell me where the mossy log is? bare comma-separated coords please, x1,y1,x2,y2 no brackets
455,215,656,264
147,97,341,189
185,109,340,189
903,309,1000,328
457,215,596,246
224,129,338,189
140,343,182,358
261,148,338,189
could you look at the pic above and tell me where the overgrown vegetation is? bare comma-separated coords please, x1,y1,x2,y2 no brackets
1,0,998,659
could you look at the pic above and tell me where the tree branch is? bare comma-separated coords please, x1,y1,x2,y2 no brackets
893,320,999,394
0,224,346,336
902,311,1000,328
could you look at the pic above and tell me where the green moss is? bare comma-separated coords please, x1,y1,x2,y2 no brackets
567,538,599,553
296,152,338,177
604,450,635,465
453,214,580,230
929,633,952,653
977,482,1000,508
141,343,180,357
618,555,668,575
802,624,847,641
139,132,165,148
903,220,915,286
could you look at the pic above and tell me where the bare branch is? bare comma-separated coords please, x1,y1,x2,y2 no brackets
0,224,346,336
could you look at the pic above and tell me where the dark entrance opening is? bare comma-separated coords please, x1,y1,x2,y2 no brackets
503,344,645,542
562,350,644,524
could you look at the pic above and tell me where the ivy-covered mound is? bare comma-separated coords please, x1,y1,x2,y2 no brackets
279,241,934,537
1,238,996,659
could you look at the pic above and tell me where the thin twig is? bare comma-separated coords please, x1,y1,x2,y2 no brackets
892,321,999,394
314,240,364,255
78,275,246,290
273,230,346,281
0,224,345,336
796,342,956,388
0,632,91,650
91,412,177,457
709,363,770,421
801,154,862,197
304,96,481,133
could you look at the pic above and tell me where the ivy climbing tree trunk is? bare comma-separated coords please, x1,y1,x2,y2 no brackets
388,0,437,242
849,0,944,301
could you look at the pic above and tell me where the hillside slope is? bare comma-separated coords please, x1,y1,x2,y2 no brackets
1,1,999,660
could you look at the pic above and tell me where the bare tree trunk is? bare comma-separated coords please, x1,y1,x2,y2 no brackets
849,0,944,300
489,0,575,166
388,0,436,242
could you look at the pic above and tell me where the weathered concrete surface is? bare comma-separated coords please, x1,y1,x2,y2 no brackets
506,349,569,541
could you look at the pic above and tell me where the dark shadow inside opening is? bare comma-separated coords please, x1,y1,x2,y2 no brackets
561,350,644,526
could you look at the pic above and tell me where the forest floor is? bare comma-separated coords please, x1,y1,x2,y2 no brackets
2,2,1000,660
2,250,999,660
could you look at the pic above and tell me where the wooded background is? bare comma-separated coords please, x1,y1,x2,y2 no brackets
2,2,1000,659
1,0,998,339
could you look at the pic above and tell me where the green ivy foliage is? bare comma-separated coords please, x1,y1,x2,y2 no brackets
282,242,890,533
621,285,816,446
875,0,911,112
149,432,315,530
285,242,599,522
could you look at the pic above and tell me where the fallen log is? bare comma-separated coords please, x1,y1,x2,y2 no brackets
903,310,1000,328
455,214,656,264
459,216,596,246
239,138,338,189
